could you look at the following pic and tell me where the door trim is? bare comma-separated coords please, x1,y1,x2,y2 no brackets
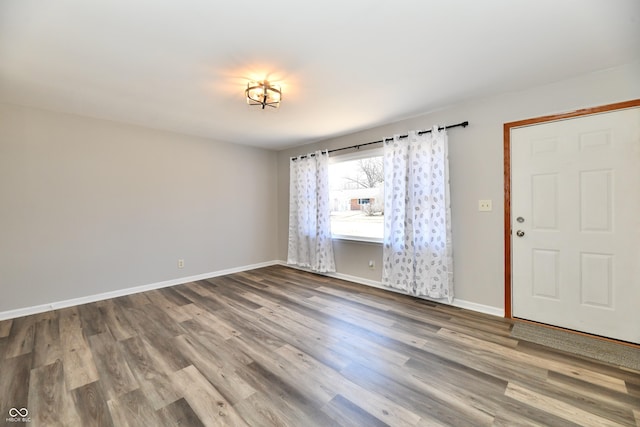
503,99,640,319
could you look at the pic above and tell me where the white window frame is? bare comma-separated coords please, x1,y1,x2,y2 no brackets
329,147,384,244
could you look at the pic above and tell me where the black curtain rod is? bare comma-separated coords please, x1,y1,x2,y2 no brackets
293,121,468,160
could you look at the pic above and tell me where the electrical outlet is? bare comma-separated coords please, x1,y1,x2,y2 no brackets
178,259,185,269
478,199,492,212
368,260,375,269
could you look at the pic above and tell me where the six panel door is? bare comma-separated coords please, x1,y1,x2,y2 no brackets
511,107,640,344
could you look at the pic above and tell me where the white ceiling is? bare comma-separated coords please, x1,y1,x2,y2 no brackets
1,0,639,150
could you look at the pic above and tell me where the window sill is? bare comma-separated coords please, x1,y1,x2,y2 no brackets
331,234,383,244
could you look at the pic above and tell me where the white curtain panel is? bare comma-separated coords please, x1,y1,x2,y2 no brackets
287,150,336,273
382,127,454,302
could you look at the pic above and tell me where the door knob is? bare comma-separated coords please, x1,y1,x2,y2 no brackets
516,230,525,237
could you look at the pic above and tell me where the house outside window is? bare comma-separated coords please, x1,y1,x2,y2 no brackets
328,149,384,242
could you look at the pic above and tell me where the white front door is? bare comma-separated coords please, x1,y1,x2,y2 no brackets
511,107,640,344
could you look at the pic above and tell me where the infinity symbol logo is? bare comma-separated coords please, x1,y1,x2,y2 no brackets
8,407,28,417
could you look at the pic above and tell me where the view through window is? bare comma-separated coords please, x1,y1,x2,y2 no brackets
328,153,384,240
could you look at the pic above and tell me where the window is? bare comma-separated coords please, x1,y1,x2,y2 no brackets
328,149,384,242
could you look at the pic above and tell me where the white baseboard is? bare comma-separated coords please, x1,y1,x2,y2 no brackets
450,298,504,317
0,260,280,321
278,261,504,317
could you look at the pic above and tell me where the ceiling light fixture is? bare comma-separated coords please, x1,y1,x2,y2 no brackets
245,80,282,109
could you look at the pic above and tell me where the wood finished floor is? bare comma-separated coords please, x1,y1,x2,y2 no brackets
1,265,639,426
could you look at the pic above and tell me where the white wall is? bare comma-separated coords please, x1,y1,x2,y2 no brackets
277,61,640,312
0,104,278,314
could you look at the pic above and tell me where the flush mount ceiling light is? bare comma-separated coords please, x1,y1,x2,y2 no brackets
245,80,282,109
